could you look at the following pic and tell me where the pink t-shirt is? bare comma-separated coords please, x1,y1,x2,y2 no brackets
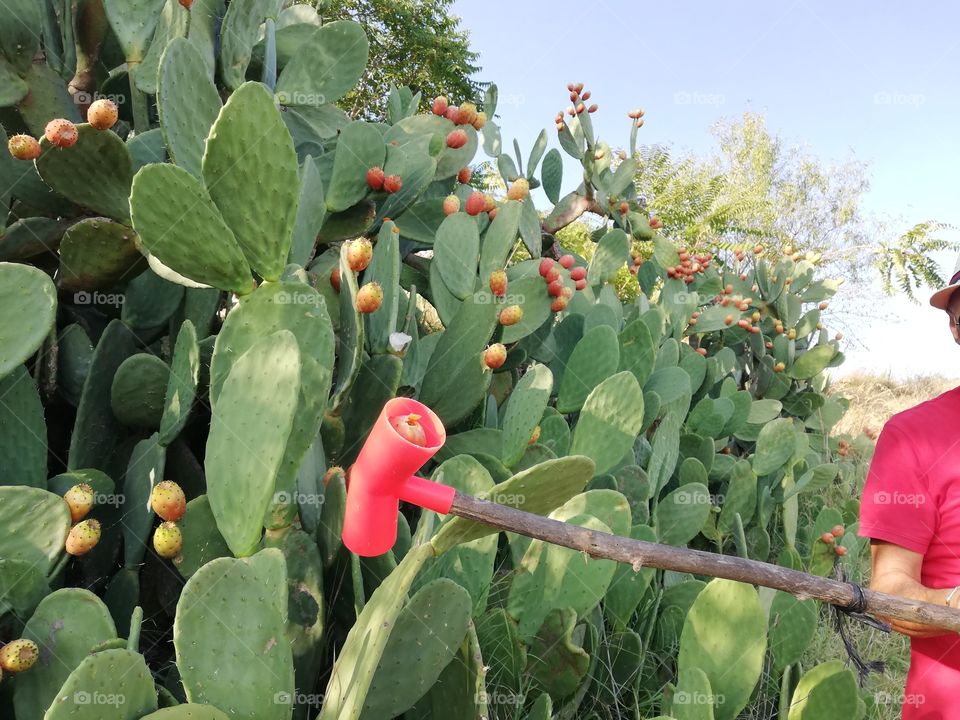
859,385,960,719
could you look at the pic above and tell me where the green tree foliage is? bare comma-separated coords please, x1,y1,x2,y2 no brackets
317,0,482,119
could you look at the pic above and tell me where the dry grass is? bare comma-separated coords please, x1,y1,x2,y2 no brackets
828,372,959,437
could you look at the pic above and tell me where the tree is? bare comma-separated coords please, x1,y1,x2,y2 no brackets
316,0,482,119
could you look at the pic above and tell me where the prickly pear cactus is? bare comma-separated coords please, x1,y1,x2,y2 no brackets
0,2,872,718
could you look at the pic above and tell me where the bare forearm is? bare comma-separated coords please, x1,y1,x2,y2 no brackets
871,569,954,637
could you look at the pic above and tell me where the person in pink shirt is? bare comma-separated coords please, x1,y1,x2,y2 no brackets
859,257,960,719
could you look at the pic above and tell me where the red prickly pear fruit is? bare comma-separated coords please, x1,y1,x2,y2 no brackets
44,119,78,148
330,267,341,292
774,361,786,373
456,102,478,126
821,532,835,544
8,134,41,160
547,279,564,297
696,347,707,356
446,129,468,149
383,175,402,193
322,466,345,487
432,95,449,116
569,266,586,281
87,98,118,130
465,191,486,216
472,111,487,130
538,258,555,278
482,195,496,213
346,238,373,272
366,166,385,190
499,305,523,326
834,545,848,556
179,0,193,7
619,201,629,214
435,192,459,215
559,254,575,269
392,413,428,446
457,166,472,184
153,521,183,559
545,267,560,284
488,206,498,220
63,483,95,523
444,106,458,122
489,270,507,297
356,282,383,313
831,525,845,537
561,286,574,300
65,519,101,556
550,297,567,313
150,480,186,522
507,178,530,201
587,104,598,113
574,82,584,93
528,425,541,444
737,319,750,329
574,278,587,291
724,315,734,326
581,90,592,101
0,639,39,673
649,217,663,229
575,102,585,114
483,343,507,370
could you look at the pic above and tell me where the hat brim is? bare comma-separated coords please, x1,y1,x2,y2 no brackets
930,284,960,310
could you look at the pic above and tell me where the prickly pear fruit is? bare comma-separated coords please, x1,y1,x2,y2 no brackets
483,343,507,370
456,102,478,126
63,483,95,523
821,532,835,544
528,425,541,444
87,99,118,130
179,0,193,6
457,167,472,184
499,305,523,326
392,414,427,446
834,545,848,556
356,282,383,313
446,129,468,149
443,194,460,215
465,191,486,216
569,266,586,281
322,466,345,487
539,258,555,278
366,166,385,191
150,480,187,522
559,254,575,269
547,280,564,297
489,270,507,297
330,267,341,292
153,521,183,559
383,175,402,193
574,278,587,291
346,238,373,272
444,106,458,122
432,96,449,116
7,134,40,160
550,297,567,313
44,119,78,148
507,178,530,201
472,111,487,130
65,519,101,556
649,217,663,230
831,525,845,537
0,639,39,673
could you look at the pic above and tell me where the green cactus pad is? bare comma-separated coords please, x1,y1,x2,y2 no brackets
478,199,523,276
174,495,231,579
0,0,41,73
318,543,434,720
570,371,644,474
409,620,487,720
654,482,710,546
206,330,300,556
501,363,553,467
103,0,165,64
359,578,472,719
159,320,200,446
717,460,756,534
120,434,166,568
364,221,401,353
131,0,190,93
0,486,70,573
317,469,346,567
557,324,620,413
158,36,223,177
0,365,47,487
330,243,364,412
325,121,385,212
619,318,657,386
110,353,170,429
433,213,480,299
677,579,767,720
175,550,294,719
35,125,133,222
787,661,865,720
431,455,595,553
605,524,657,629
475,608,527,692
140,706,230,720
276,19,369,105
44,647,158,719
341,354,402,463
419,293,498,426
16,63,82,134
15,589,118,720
0,262,57,380
130,163,253,293
670,667,716,720
752,417,798,475
203,82,300,281
525,607,590,698
288,156,326,266
57,218,146,291
768,591,817,672
218,0,277,89
0,217,68,262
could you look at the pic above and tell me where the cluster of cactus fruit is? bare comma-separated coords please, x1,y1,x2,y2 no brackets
0,1,880,719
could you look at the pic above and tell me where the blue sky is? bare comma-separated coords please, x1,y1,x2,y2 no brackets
451,0,960,380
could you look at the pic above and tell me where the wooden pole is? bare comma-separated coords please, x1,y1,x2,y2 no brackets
451,491,960,633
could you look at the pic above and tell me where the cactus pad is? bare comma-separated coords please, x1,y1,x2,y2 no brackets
57,218,146,291
0,262,57,380
0,365,47,487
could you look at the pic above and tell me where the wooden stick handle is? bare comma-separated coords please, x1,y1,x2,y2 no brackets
451,491,960,633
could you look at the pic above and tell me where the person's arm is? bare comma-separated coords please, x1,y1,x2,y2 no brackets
869,539,956,637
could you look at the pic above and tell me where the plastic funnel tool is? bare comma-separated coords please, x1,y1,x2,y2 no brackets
342,398,454,556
